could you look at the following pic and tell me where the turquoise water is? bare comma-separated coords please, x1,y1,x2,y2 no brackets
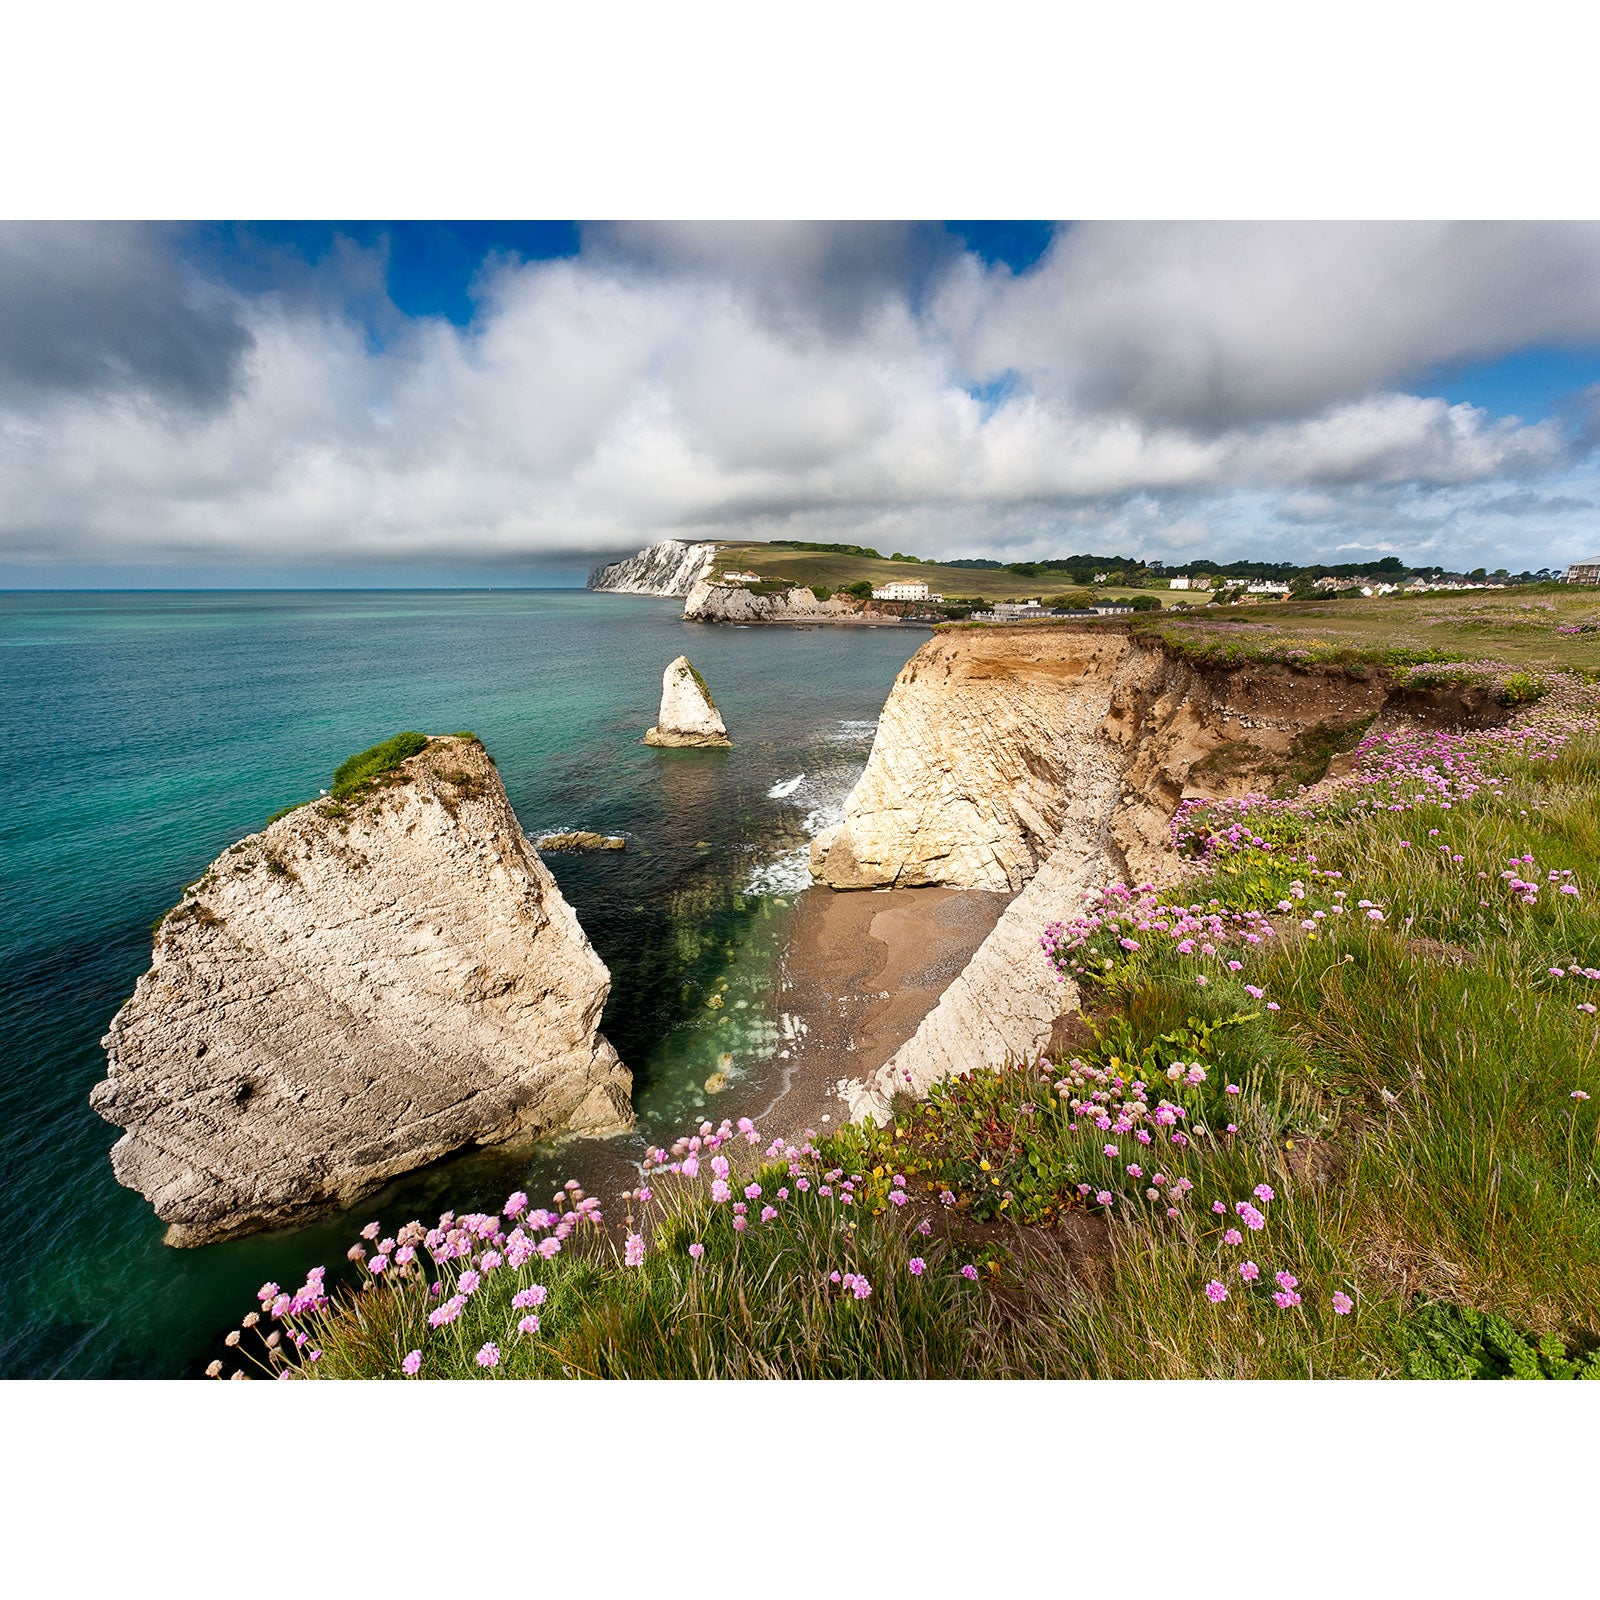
0,590,921,1377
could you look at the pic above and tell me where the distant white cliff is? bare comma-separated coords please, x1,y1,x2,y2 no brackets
588,540,719,597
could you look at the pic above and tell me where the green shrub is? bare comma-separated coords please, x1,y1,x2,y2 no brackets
330,731,430,800
1399,1302,1600,1379
810,585,832,602
845,580,874,600
1500,671,1547,706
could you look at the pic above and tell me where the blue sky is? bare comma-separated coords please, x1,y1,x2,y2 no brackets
3,220,1599,586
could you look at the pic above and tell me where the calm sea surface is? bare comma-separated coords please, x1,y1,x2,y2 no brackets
0,590,921,1378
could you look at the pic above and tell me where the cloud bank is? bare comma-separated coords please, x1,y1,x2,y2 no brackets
3,220,1599,578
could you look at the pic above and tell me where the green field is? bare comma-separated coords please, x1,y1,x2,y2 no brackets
710,540,1180,607
1135,585,1600,676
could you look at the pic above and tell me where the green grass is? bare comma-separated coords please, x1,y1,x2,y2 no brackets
216,716,1600,1380
329,731,430,800
712,541,1181,609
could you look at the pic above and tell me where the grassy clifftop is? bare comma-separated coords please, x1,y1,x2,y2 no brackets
1136,585,1600,676
710,540,1178,607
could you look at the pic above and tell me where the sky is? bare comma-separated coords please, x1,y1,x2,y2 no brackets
3,219,1600,587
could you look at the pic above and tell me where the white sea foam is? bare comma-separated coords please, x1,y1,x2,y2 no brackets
744,844,813,896
743,720,872,895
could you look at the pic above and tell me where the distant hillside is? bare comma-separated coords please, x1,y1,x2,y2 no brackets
708,541,1176,606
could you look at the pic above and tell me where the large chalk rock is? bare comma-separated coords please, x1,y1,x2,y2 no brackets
644,655,731,747
91,736,633,1246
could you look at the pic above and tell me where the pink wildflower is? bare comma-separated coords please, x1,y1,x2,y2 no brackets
476,1342,500,1368
1223,1228,1243,1246
1204,1280,1228,1303
1254,1184,1275,1202
1275,1270,1298,1290
909,1257,926,1276
1332,1291,1354,1315
401,1350,421,1376
688,1242,705,1260
1239,1261,1260,1281
624,1232,645,1267
960,1264,979,1280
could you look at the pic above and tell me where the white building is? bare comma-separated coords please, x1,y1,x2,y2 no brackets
1168,576,1192,589
989,599,1044,620
1245,581,1291,596
1564,561,1600,586
720,569,761,585
871,579,932,601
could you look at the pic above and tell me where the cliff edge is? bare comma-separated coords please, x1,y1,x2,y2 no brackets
814,624,1475,1122
92,735,633,1246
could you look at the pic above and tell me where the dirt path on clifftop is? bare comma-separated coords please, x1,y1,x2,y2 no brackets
746,886,1014,1140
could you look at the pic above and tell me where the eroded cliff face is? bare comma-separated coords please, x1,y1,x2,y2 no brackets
92,737,632,1246
589,540,718,596
817,624,1422,1122
681,580,933,625
683,580,858,623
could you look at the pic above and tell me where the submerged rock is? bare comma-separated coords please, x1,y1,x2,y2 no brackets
537,831,626,852
91,735,633,1246
644,655,731,747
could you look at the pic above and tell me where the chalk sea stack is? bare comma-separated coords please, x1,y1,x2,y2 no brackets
92,734,633,1247
644,655,731,747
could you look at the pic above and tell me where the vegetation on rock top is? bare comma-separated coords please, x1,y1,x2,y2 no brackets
330,731,432,800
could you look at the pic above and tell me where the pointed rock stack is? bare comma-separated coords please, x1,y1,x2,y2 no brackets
644,655,731,747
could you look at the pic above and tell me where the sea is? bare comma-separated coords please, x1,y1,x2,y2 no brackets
0,590,922,1378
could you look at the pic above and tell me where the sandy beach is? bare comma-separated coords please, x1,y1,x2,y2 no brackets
737,883,1014,1139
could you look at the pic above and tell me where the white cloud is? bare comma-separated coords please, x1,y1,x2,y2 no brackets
954,221,1600,429
1,221,1596,576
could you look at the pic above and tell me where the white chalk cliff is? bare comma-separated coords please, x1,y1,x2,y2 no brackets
683,580,860,623
815,624,1423,1122
644,655,731,747
589,539,719,596
92,736,632,1246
